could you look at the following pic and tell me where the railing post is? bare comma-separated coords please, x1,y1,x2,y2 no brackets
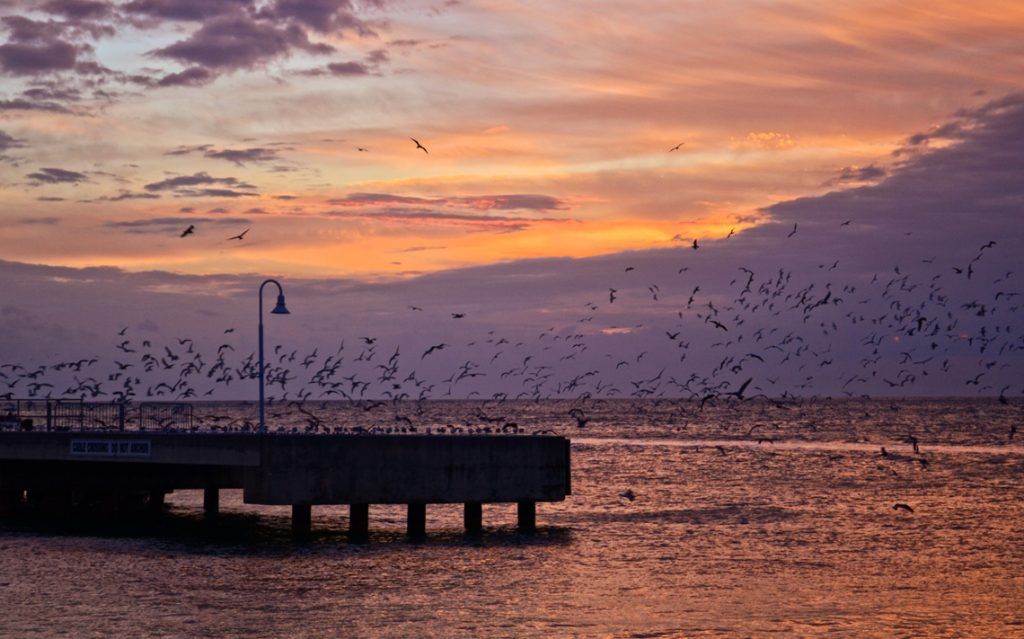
118,403,125,431
46,401,52,432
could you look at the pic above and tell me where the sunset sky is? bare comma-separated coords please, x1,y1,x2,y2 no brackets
2,1,1023,398
2,1,1022,277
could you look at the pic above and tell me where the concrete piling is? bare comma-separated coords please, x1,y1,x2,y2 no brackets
464,502,483,534
407,502,426,538
291,503,311,537
147,490,166,513
349,503,369,540
517,501,536,533
203,487,219,518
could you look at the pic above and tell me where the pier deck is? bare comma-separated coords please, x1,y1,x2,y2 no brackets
0,431,571,537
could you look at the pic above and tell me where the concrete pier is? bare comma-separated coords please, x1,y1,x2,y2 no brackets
0,432,571,538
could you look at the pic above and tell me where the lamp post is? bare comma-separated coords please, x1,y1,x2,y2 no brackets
258,279,290,434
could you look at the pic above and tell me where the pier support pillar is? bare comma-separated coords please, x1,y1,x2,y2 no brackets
407,503,426,539
517,501,536,533
292,504,311,537
464,502,483,535
203,487,219,518
349,503,369,540
147,490,166,513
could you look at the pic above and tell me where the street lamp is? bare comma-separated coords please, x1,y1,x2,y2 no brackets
258,279,290,434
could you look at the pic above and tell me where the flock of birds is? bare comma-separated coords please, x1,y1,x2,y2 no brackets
3,137,1023,517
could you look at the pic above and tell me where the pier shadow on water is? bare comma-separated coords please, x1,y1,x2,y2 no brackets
0,505,572,556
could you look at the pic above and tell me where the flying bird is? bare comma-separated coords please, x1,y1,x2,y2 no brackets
787,223,798,238
227,228,250,241
668,142,685,152
410,138,429,154
893,503,914,513
180,225,195,238
421,343,447,359
692,239,699,250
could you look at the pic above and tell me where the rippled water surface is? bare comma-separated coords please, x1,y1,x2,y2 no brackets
2,399,1024,638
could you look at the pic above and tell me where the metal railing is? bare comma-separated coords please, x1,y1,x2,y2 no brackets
0,399,192,432
138,402,193,431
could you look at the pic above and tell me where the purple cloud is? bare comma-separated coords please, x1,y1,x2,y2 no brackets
0,96,73,112
123,0,255,22
0,16,105,76
204,147,280,166
0,129,24,153
98,190,161,201
322,60,371,75
15,216,62,225
143,172,256,193
324,207,572,233
40,0,113,20
164,144,213,156
152,14,333,71
185,188,258,198
330,192,569,211
26,167,88,184
257,0,374,35
0,37,80,75
156,66,215,87
824,164,888,186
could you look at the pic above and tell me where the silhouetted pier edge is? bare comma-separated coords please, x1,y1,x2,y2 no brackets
0,432,571,538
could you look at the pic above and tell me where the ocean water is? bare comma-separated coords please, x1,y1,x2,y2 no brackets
1,399,1023,638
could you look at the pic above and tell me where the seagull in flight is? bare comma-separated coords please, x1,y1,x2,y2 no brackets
227,228,250,241
668,142,685,152
410,138,429,154
180,225,195,238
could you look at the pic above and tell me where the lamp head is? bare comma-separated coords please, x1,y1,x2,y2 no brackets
271,294,290,315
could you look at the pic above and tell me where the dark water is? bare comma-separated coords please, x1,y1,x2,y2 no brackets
2,399,1024,638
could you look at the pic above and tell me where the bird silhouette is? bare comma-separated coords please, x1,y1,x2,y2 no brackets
180,225,195,238
410,138,429,154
